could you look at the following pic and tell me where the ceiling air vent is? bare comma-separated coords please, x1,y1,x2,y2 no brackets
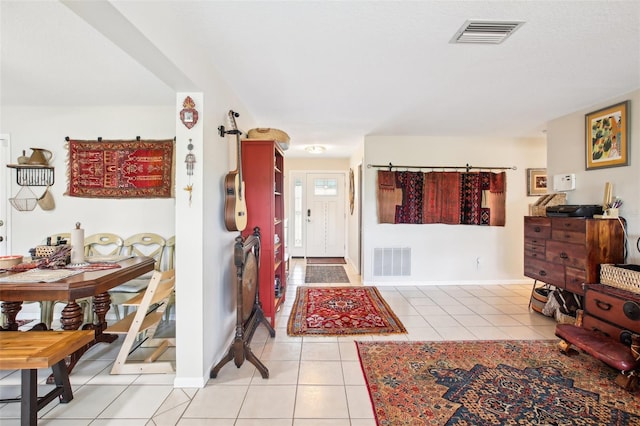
451,20,524,44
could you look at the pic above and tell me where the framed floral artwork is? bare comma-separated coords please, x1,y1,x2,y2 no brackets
585,100,629,170
527,168,547,196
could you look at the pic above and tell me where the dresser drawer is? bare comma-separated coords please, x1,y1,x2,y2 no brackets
551,218,587,233
565,267,586,295
524,237,545,259
524,218,551,239
582,313,629,344
546,240,586,269
585,287,640,333
524,257,565,287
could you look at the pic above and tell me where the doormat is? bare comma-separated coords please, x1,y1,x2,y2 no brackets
306,257,347,265
356,340,640,425
287,286,406,336
305,265,350,283
66,138,174,198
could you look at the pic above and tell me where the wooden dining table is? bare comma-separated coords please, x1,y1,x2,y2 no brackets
0,256,155,377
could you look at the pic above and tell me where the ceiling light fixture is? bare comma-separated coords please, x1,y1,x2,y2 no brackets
305,145,326,154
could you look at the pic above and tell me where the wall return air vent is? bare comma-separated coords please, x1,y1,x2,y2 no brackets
451,20,525,44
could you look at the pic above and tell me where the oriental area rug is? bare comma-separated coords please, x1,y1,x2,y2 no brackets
305,265,350,283
356,340,640,426
67,138,174,198
287,286,406,336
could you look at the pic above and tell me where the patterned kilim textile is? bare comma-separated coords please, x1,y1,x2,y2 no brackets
288,286,406,336
377,170,506,226
67,139,174,198
356,340,640,425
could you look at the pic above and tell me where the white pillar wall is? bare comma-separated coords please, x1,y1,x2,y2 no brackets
174,92,206,386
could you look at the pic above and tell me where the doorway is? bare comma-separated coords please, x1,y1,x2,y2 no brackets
0,134,10,256
289,171,346,258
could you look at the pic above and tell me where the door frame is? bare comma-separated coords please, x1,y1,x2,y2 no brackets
0,134,11,255
288,170,348,259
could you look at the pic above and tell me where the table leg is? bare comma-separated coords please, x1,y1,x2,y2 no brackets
89,292,117,344
1,301,23,331
60,301,83,331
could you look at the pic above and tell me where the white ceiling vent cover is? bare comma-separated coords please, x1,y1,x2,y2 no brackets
451,20,525,44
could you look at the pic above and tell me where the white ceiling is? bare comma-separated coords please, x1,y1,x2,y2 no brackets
2,1,640,158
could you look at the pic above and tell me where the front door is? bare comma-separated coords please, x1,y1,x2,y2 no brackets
305,173,345,258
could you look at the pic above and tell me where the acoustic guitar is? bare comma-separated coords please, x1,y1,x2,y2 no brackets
224,110,248,232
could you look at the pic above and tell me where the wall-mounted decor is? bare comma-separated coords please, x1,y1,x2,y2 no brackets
585,100,629,170
179,96,199,129
526,168,547,196
349,168,355,215
376,170,507,226
66,138,174,198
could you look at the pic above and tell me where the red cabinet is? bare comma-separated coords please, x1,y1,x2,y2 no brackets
241,140,285,327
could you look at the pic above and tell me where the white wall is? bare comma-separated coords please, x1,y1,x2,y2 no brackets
362,135,546,285
547,89,640,264
3,106,176,254
349,142,365,274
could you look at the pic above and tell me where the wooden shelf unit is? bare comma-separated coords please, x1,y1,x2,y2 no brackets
241,139,286,327
524,216,625,295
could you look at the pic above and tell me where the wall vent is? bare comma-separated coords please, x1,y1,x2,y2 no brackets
373,247,411,277
451,20,525,44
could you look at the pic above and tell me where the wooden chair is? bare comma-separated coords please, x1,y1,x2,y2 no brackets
109,233,166,320
106,269,175,374
163,236,175,321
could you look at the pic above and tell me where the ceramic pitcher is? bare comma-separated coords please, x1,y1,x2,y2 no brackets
27,148,53,165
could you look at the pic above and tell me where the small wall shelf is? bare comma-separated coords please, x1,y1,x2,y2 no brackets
7,164,55,186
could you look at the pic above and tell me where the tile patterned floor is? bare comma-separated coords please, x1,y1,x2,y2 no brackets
0,258,557,425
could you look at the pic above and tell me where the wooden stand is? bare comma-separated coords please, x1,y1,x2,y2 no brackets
210,228,275,379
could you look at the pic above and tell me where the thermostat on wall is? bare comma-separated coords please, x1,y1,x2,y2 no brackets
553,174,576,191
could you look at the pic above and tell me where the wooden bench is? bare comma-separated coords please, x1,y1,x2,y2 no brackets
0,330,94,426
556,322,640,390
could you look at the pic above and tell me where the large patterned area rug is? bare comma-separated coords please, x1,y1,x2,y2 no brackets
288,286,406,336
356,340,640,425
305,265,350,283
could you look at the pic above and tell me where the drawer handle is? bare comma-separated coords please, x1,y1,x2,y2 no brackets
623,301,640,321
539,270,547,276
559,252,568,259
595,299,612,311
534,226,541,232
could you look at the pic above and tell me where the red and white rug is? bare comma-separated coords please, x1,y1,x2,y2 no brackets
287,286,406,336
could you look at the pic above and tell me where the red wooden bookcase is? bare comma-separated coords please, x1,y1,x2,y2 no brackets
241,139,286,327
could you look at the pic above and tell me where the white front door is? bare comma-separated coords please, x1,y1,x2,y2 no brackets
0,134,10,255
305,173,345,257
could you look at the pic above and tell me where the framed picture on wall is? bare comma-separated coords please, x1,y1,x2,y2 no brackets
585,100,629,170
527,168,547,196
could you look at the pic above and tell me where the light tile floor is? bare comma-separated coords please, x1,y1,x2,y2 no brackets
0,258,557,425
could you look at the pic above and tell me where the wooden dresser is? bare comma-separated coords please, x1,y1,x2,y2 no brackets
524,216,625,295
583,284,640,345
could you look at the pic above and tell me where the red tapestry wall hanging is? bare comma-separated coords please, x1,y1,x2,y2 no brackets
377,170,506,226
66,139,174,198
